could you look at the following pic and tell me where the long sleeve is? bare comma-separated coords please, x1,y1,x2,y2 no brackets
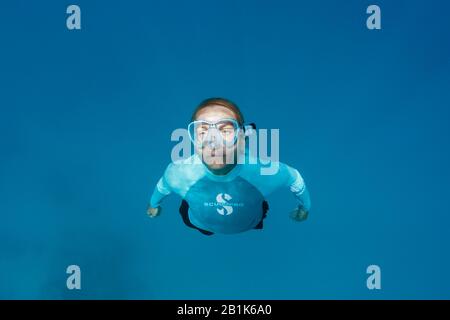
149,175,172,208
285,165,311,212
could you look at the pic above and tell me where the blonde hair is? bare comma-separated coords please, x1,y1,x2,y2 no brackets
191,98,244,126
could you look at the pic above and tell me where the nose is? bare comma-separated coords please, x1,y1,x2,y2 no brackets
204,128,221,147
206,138,218,150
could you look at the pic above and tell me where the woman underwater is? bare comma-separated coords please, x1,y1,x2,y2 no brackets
147,98,311,235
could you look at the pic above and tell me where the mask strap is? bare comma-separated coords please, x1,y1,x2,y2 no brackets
243,123,256,137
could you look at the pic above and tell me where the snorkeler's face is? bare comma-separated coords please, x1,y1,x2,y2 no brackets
193,105,243,170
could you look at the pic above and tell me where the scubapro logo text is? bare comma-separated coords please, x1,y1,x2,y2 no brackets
203,193,244,215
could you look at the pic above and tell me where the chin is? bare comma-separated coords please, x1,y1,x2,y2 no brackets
205,161,226,170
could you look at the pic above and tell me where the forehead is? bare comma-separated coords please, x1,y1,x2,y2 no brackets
195,105,237,122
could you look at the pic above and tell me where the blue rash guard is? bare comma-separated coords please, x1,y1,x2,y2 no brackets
149,154,311,234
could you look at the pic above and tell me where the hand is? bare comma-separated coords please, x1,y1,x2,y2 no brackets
147,206,162,218
290,206,309,222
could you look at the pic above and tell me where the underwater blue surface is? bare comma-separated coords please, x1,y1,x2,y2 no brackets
0,0,449,299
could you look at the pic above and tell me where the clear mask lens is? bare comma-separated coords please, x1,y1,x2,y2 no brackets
188,119,240,147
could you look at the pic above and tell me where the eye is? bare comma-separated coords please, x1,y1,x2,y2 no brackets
222,129,232,135
196,127,208,134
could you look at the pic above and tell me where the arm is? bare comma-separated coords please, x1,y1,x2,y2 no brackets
286,166,311,212
283,164,311,221
147,171,172,217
